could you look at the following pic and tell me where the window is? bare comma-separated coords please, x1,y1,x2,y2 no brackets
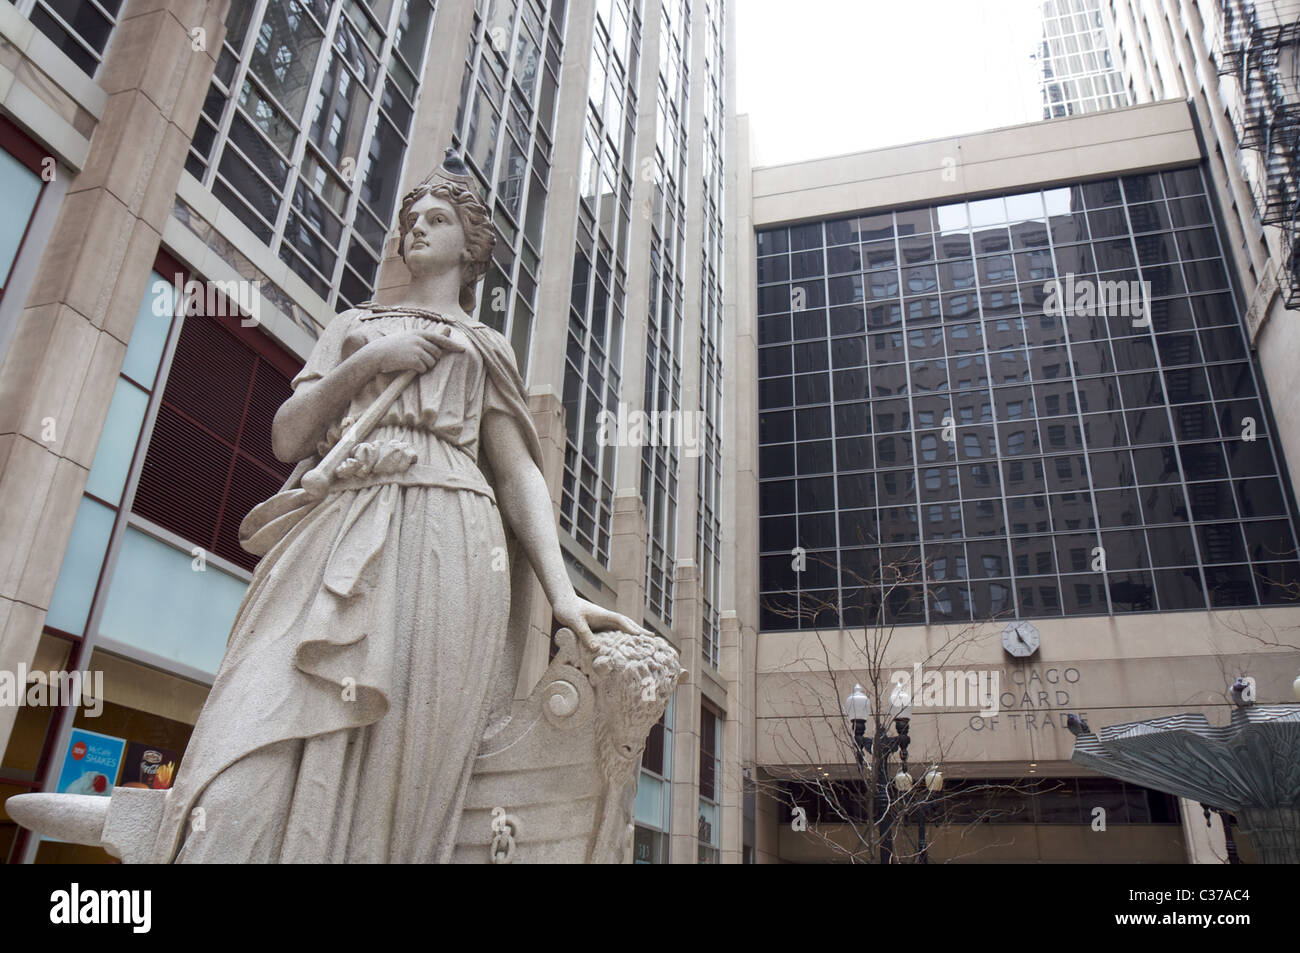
559,0,643,567
450,0,567,374
22,0,122,77
4,253,300,862
633,692,674,863
0,116,52,308
131,288,300,572
697,0,726,663
698,703,722,863
186,0,439,310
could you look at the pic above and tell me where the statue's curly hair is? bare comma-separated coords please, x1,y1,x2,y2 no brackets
397,179,495,313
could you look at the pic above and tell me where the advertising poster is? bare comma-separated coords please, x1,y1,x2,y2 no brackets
119,741,180,790
54,727,126,797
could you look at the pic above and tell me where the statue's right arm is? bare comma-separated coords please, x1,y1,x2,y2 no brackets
270,327,454,463
271,349,382,463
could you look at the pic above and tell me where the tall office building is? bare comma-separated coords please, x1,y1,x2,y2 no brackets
1037,0,1132,118
1099,2,1300,482
0,0,742,864
735,100,1300,863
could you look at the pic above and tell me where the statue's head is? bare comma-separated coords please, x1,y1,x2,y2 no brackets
397,148,494,313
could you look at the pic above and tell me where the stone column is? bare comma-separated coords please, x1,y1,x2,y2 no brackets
669,559,700,862
719,610,743,862
753,769,782,863
611,489,648,623
528,0,597,394
0,0,227,749
373,0,478,300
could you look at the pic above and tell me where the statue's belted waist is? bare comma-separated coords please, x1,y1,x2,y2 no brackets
327,463,496,503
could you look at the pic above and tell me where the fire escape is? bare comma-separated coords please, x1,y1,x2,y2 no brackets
1215,0,1300,307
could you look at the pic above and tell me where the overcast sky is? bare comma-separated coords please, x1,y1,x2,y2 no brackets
735,0,1047,166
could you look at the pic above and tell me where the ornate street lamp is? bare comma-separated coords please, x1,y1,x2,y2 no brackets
844,682,912,863
914,767,944,864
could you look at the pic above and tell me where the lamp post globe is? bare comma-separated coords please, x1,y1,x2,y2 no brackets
924,767,944,793
889,683,913,719
845,684,871,723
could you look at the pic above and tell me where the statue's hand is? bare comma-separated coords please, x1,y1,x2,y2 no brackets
362,328,465,378
552,593,641,652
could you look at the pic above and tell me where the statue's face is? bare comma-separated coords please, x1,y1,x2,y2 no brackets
402,193,467,277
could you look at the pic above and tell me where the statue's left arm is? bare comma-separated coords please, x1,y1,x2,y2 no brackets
481,412,641,645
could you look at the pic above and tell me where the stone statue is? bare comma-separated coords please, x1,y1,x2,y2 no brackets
10,150,682,864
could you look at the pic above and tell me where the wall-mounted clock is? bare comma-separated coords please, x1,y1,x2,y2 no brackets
1002,620,1040,658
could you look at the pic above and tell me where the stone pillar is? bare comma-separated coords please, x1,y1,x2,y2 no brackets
753,769,781,863
0,0,227,748
528,0,596,392
719,610,743,862
669,559,700,862
611,488,648,623
373,0,478,299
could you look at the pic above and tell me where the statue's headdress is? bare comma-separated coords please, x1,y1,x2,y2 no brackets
397,148,495,313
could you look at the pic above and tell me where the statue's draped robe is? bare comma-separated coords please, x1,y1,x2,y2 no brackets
150,305,542,863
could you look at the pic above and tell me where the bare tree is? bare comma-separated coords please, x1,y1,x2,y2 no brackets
754,553,1054,863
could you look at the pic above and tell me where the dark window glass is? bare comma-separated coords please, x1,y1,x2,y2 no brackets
1154,568,1205,609
1204,565,1255,606
1256,562,1300,604
754,168,1300,630
1236,477,1287,518
1109,571,1155,611
1095,487,1142,527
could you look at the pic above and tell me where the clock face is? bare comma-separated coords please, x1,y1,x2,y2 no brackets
1002,621,1040,658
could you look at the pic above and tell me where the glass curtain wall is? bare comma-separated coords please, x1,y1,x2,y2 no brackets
756,167,1300,630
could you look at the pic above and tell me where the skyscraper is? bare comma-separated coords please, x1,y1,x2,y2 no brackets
735,100,1300,863
0,0,742,864
1036,0,1132,118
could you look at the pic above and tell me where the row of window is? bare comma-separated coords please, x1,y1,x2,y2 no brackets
454,0,567,375
761,435,1277,482
763,521,1298,575
756,172,1208,256
559,0,641,567
641,0,691,627
762,562,1300,629
697,0,726,669
754,167,1300,628
760,207,1215,280
760,472,1290,522
186,0,436,310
